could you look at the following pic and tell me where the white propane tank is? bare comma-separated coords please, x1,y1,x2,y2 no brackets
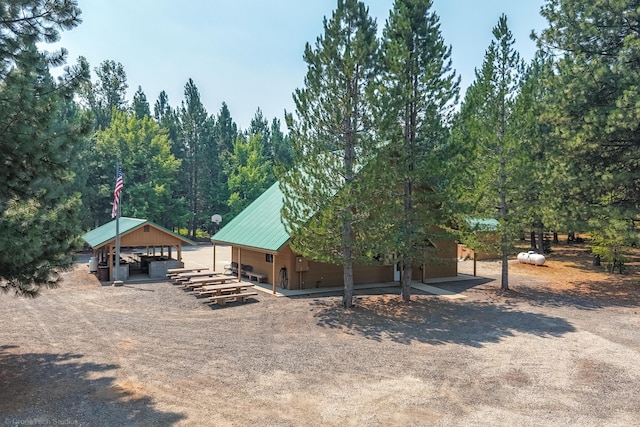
88,256,98,273
517,251,545,266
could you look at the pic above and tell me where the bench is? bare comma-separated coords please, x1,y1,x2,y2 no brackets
245,271,267,282
197,284,253,296
208,291,258,305
223,262,238,275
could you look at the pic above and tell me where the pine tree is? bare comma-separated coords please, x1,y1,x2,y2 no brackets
150,91,187,230
537,0,640,252
510,51,573,253
153,90,181,157
81,59,128,129
281,0,381,308
0,0,81,77
132,85,151,119
270,117,293,168
215,102,237,154
0,0,91,296
227,134,272,218
248,107,271,161
177,79,213,239
379,0,459,301
209,102,239,223
451,15,524,292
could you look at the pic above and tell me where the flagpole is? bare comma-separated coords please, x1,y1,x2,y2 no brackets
114,160,121,283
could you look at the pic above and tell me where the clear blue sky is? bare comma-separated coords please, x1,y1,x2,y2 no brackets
48,0,547,130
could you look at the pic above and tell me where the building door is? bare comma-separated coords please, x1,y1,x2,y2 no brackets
394,263,401,282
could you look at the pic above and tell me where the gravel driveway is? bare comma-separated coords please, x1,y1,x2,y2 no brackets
1,245,639,426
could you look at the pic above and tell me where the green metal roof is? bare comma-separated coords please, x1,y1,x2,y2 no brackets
82,217,195,249
212,182,290,252
466,218,500,232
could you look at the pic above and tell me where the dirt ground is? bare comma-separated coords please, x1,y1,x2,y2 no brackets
1,242,639,426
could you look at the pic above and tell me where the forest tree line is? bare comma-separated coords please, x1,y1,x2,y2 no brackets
76,61,293,239
1,0,638,299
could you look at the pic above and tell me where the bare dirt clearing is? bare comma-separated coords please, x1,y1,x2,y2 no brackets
1,243,639,426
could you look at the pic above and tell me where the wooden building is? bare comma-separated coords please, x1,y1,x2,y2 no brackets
212,182,458,294
82,217,195,281
457,218,501,261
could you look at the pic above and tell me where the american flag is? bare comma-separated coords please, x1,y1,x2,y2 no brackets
111,168,124,219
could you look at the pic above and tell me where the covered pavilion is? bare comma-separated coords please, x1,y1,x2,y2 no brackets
82,217,195,281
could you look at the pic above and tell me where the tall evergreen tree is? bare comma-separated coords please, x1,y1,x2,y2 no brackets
132,85,150,119
281,0,381,308
223,108,278,223
270,117,293,168
215,102,237,154
537,0,640,253
0,0,91,296
379,0,459,301
153,90,181,154
210,102,239,219
450,15,524,292
151,91,186,230
510,51,571,253
227,134,272,218
177,79,212,239
81,59,128,129
248,107,271,160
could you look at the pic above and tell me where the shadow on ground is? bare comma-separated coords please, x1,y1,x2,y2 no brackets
434,277,495,293
513,280,640,310
0,345,184,426
313,297,575,347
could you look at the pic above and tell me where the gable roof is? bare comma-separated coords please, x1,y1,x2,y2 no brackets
211,182,290,252
211,145,392,253
82,217,195,249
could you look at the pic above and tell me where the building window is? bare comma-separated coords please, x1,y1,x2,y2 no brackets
265,254,273,263
143,225,150,232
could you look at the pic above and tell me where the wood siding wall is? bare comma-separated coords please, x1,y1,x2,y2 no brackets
232,244,393,289
231,239,458,289
120,226,183,247
300,262,393,289
422,239,458,280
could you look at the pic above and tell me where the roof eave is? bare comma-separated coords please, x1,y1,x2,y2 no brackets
211,239,290,255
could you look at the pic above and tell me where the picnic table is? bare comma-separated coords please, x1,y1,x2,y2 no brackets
187,274,236,285
173,271,219,283
166,267,207,279
196,282,257,305
181,275,237,290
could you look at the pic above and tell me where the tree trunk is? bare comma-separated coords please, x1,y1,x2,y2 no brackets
530,230,537,250
553,232,559,244
342,118,355,308
401,256,412,302
341,193,355,306
501,242,509,292
499,158,509,292
342,262,354,307
536,222,544,254
342,220,354,308
401,172,413,302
